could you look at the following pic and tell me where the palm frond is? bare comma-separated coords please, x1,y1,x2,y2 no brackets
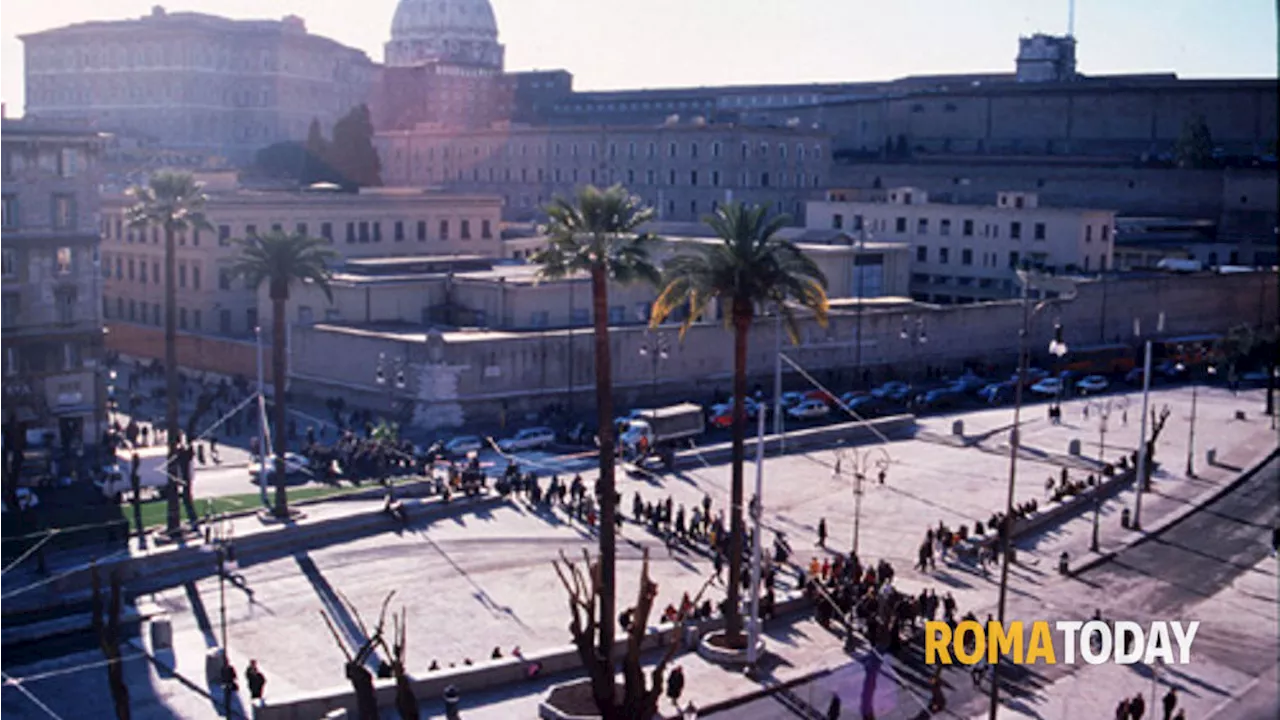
229,230,338,302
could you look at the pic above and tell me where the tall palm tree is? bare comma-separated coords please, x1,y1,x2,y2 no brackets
531,184,660,710
230,231,336,517
126,171,211,536
651,202,829,645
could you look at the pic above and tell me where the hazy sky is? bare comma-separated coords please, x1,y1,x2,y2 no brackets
3,0,1276,113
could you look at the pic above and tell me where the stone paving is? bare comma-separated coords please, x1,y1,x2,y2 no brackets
2,384,1274,719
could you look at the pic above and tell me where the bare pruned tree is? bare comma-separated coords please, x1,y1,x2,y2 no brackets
92,565,131,720
320,590,394,720
553,547,715,719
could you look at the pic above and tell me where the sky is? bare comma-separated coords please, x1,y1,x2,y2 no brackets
2,0,1276,114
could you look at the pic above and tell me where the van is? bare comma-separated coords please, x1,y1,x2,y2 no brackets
1155,258,1203,273
95,463,169,500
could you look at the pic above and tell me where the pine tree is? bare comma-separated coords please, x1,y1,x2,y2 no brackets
330,105,382,189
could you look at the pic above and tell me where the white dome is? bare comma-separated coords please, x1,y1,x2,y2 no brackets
386,0,504,69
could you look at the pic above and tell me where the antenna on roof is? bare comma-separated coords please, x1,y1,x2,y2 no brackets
1068,0,1076,37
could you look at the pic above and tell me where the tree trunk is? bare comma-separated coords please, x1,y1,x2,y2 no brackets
163,225,181,536
271,288,290,517
725,298,752,645
589,261,619,716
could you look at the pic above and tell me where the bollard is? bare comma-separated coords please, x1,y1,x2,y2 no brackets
1120,507,1131,529
951,420,964,436
1206,448,1217,466
1067,439,1081,456
150,615,173,651
444,684,462,720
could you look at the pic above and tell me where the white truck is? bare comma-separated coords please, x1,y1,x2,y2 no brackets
618,403,705,469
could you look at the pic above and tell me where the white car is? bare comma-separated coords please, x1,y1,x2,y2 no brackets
779,392,808,409
248,453,309,480
2,488,39,512
1075,375,1110,394
787,399,831,421
498,427,556,452
444,435,485,456
1029,378,1064,397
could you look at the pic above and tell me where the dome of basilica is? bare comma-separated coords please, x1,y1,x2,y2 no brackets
385,0,504,69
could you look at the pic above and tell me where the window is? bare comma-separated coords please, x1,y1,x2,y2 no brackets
55,247,72,274
220,309,232,334
179,264,188,288
55,288,75,324
917,218,928,235
916,246,927,262
1009,251,1020,268
193,309,202,331
938,247,950,264
895,217,907,233
246,224,257,239
394,221,405,242
1010,222,1022,240
668,142,677,158
127,259,136,281
179,308,188,330
668,169,676,186
711,170,720,187
940,219,951,236
296,222,308,237
481,219,492,239
608,305,627,324
152,303,161,326
246,308,257,331
346,222,356,243
116,297,123,319
1085,225,1093,242
1,248,15,278
59,148,80,177
358,221,370,243
1034,223,1046,240
219,225,231,245
321,222,333,241
128,300,136,321
961,249,973,265
53,194,76,230
219,269,232,290
417,220,427,241
460,220,471,239
647,142,656,158
962,219,974,237
439,220,450,240
372,222,382,242
192,266,201,290
832,214,844,230
271,223,283,233
1101,225,1110,241
0,292,19,325
712,141,721,158
139,261,148,284
760,172,770,188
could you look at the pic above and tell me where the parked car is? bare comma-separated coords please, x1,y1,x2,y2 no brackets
498,427,556,452
614,409,650,429
804,389,838,406
786,399,831,421
1124,368,1149,386
1076,375,1110,394
916,388,965,410
444,435,485,456
982,382,1018,405
1013,368,1051,387
1156,360,1188,381
779,391,808,410
951,374,988,394
562,422,598,446
1029,378,1065,397
2,487,40,512
248,452,310,480
871,381,912,402
837,391,866,409
844,395,887,416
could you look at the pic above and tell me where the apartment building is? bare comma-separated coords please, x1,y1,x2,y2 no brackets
2,119,107,447
806,188,1116,304
377,120,833,224
100,179,503,339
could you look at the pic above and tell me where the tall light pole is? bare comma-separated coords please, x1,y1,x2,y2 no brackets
1185,359,1215,478
990,269,1076,720
1131,313,1163,531
746,407,766,667
374,351,409,425
1086,396,1127,462
835,445,891,555
900,315,927,386
638,328,670,399
853,225,873,388
255,326,267,505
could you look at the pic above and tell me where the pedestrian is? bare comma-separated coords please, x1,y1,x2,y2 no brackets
928,671,946,713
210,436,220,464
1115,698,1130,720
1129,692,1146,720
713,551,724,582
1161,688,1177,720
667,665,685,708
818,517,827,548
246,659,266,704
826,694,842,720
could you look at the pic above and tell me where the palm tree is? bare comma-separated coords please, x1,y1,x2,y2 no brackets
230,231,336,517
126,171,211,536
531,184,660,712
651,202,829,646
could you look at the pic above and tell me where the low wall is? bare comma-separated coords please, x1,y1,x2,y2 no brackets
252,591,811,720
105,322,263,378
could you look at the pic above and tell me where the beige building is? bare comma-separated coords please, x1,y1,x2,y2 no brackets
376,121,833,224
22,6,377,163
101,179,503,339
2,119,107,446
806,188,1116,304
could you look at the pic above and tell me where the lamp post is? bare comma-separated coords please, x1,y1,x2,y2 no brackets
374,351,409,426
1048,324,1069,414
746,408,766,667
1086,396,1128,462
1185,359,1215,478
834,445,891,555
255,326,267,505
853,226,873,388
900,315,927,386
214,520,232,717
638,327,671,399
1130,312,1163,532
990,269,1077,720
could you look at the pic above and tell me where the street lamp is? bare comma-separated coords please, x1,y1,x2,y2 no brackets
374,352,409,423
1085,396,1128,462
1048,323,1069,415
900,315,927,384
1185,356,1216,478
853,225,873,388
834,445,890,555
638,330,671,399
214,519,234,718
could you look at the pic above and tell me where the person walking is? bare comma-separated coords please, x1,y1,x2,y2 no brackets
210,436,220,464
1129,692,1146,720
246,659,266,705
1115,698,1130,720
818,517,828,548
826,694,842,720
667,665,685,709
927,671,946,713
1161,688,1177,720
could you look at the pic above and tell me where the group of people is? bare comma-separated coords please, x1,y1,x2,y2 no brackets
1115,688,1185,720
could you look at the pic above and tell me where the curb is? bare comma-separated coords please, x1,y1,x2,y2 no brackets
1069,447,1279,577
691,666,835,717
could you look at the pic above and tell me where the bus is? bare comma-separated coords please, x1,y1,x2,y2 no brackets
1152,334,1223,367
1060,343,1137,376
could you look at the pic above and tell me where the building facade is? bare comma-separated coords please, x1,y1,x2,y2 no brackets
806,189,1116,304
100,180,503,340
22,6,377,164
377,121,833,223
2,120,107,447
